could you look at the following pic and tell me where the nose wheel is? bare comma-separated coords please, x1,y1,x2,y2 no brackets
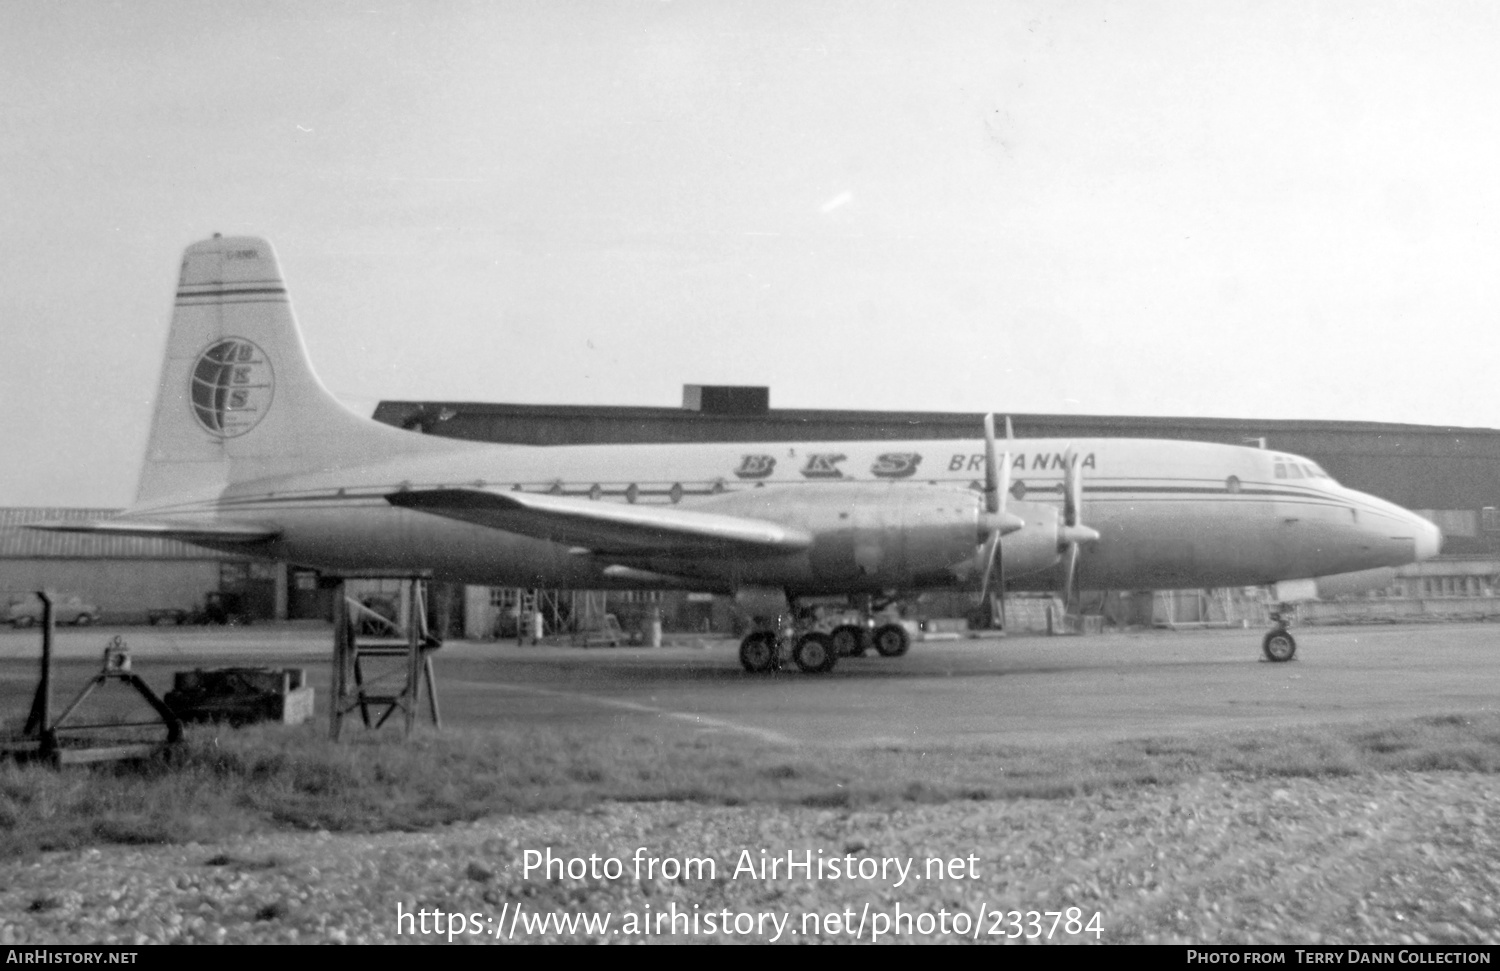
1262,628,1296,662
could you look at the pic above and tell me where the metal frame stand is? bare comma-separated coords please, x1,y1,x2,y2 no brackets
7,595,181,766
330,576,442,740
46,636,183,764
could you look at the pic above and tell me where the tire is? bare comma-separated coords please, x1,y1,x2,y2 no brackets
872,622,910,658
792,632,838,673
739,632,779,673
830,624,867,657
1262,629,1296,662
73,614,94,626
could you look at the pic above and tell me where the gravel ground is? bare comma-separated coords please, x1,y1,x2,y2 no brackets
2,771,1495,945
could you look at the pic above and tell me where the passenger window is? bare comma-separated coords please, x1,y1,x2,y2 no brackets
1225,475,1241,494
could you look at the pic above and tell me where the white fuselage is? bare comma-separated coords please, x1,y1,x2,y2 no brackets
133,434,1441,595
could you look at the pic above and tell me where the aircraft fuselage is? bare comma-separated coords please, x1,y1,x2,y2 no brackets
147,434,1439,595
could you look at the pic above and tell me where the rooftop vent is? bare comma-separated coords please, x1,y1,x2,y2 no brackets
682,384,769,415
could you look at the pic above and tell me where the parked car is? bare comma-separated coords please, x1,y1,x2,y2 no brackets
145,592,254,626
7,595,99,628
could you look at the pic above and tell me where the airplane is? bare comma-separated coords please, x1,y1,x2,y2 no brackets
34,234,1443,673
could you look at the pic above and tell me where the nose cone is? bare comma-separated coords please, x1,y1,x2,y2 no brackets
1414,515,1443,561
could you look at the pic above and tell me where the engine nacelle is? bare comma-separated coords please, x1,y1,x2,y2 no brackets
693,484,984,591
997,499,1068,579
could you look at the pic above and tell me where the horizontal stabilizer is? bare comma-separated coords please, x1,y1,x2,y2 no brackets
26,518,280,544
387,487,812,557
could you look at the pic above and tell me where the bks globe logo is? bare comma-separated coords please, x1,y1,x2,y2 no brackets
190,338,274,437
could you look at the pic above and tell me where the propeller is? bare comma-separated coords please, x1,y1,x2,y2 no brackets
977,414,1023,627
1056,446,1100,611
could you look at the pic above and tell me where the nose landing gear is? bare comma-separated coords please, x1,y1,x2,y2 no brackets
1262,604,1297,662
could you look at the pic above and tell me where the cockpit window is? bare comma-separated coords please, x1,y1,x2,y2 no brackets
1273,455,1338,484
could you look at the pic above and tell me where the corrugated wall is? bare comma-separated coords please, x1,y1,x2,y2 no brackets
0,508,237,561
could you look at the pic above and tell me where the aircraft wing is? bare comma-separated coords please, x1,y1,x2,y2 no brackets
25,519,281,544
387,487,812,558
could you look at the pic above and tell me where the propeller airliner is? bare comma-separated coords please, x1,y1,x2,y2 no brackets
35,236,1442,672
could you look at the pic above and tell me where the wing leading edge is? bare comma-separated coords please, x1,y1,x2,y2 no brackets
387,487,812,558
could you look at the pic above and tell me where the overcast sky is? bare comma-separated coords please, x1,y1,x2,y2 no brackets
4,1,1499,508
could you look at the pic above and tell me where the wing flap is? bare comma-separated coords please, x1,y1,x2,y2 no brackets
387,487,811,557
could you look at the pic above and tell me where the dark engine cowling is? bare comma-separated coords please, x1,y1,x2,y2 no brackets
685,485,1073,593
686,484,991,592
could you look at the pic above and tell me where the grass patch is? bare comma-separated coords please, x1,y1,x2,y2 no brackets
0,712,1497,858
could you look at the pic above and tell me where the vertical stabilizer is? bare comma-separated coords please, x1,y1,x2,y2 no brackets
134,235,446,507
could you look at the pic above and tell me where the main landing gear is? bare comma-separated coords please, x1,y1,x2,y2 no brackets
738,629,840,674
738,615,912,675
1261,604,1297,663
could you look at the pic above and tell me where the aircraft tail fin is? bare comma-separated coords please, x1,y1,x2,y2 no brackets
135,235,449,507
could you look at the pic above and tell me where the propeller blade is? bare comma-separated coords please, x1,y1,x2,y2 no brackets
997,543,1007,629
1056,445,1096,622
982,414,999,515
976,413,1020,630
1059,540,1080,611
978,530,1001,600
1056,446,1099,547
1063,446,1082,527
979,413,1022,536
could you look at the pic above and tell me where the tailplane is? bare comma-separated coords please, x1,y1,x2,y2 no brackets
135,235,450,507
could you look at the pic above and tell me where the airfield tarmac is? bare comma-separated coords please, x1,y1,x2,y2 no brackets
1,621,1495,745
2,622,1497,944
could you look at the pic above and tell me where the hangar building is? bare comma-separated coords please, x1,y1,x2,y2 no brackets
0,507,283,624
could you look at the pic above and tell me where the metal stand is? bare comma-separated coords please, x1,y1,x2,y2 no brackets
45,636,183,764
6,595,181,765
330,576,442,740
